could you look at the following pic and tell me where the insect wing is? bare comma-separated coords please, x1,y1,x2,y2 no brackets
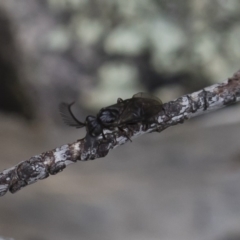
132,92,162,104
119,94,162,125
132,92,162,118
140,98,162,118
117,100,142,124
59,102,85,128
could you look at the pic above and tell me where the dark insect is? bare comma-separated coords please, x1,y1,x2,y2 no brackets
59,92,162,139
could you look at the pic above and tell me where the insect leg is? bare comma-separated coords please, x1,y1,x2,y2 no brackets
101,130,106,139
118,127,132,142
142,122,149,131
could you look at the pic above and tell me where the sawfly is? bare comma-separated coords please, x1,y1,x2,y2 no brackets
59,92,162,139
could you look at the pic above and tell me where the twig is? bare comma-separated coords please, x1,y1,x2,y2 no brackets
1,70,240,197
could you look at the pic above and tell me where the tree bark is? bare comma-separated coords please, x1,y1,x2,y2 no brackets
1,69,240,197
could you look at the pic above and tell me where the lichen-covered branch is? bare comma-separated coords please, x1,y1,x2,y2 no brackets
1,70,240,197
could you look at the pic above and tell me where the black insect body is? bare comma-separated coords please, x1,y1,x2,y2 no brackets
59,93,162,139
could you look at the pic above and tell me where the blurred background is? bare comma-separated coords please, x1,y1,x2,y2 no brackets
0,0,240,239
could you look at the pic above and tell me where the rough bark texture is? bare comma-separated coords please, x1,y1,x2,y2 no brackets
1,70,240,197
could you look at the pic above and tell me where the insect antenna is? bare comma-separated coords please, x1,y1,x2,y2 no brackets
59,102,86,128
